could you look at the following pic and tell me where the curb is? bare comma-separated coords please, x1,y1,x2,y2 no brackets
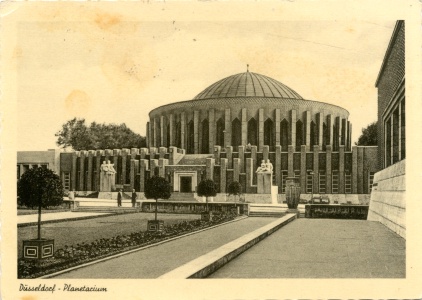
158,213,297,279
17,209,165,227
41,215,248,278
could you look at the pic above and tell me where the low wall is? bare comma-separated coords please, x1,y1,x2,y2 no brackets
367,160,405,238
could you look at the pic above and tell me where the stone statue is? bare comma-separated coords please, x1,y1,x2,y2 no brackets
100,160,116,192
256,160,272,174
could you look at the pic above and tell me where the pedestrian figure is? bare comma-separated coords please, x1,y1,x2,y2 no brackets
117,189,123,207
131,189,137,208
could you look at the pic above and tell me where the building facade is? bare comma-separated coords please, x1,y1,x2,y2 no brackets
18,71,378,204
368,21,406,238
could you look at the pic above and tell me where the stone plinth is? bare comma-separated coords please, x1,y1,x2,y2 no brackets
257,172,272,194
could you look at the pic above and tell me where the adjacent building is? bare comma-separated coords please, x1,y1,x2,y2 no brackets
368,20,406,238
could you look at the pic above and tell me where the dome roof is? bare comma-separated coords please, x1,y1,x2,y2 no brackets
194,71,303,100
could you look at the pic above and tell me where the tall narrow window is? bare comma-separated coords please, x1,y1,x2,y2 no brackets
187,120,194,154
280,119,289,152
175,122,181,148
345,171,352,194
319,171,326,194
296,120,303,151
306,171,313,194
310,121,317,149
248,118,258,146
202,119,209,154
322,123,328,151
385,118,392,167
332,170,339,194
232,118,241,151
264,118,274,149
63,172,71,190
393,107,400,164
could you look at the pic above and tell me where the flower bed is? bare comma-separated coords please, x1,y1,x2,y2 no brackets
18,211,237,279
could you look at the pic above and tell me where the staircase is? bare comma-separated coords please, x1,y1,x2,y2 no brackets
168,193,198,202
248,204,305,218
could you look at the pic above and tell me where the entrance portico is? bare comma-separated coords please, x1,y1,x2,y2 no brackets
173,171,198,192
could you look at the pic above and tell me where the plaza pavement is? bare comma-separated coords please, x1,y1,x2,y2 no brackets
51,217,278,278
208,218,406,278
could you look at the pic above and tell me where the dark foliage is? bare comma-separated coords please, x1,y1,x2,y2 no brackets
17,168,64,209
144,176,172,201
197,179,217,198
227,181,242,197
55,118,146,150
356,121,378,146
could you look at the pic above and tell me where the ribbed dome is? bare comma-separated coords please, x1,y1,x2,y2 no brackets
194,72,303,100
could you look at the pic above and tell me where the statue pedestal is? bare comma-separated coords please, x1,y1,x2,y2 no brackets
257,172,272,194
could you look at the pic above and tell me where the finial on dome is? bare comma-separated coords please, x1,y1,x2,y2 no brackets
247,64,249,72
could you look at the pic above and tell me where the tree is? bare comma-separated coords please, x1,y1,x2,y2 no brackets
17,167,64,240
356,121,378,146
55,118,146,150
197,179,217,212
227,181,243,202
144,176,172,221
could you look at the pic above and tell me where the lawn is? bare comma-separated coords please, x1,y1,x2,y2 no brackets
18,212,200,258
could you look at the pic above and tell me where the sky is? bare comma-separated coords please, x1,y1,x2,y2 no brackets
13,5,396,151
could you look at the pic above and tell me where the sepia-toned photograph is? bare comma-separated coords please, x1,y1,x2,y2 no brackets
1,1,421,299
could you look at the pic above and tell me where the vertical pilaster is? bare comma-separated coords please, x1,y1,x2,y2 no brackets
194,110,199,154
181,112,186,149
159,147,167,159
130,159,139,190
317,112,324,149
121,149,129,185
79,151,86,191
348,123,352,152
327,115,333,148
113,149,120,185
326,145,332,193
246,158,254,193
289,110,297,147
94,150,103,191
153,117,159,147
140,148,149,159
238,146,245,172
71,152,77,190
335,116,341,151
241,108,247,146
206,158,215,180
224,108,231,148
304,111,311,151
214,145,221,165
352,146,358,194
220,158,228,193
300,145,306,194
209,109,215,153
339,145,345,193
313,145,319,194
139,159,148,192
226,146,233,169
146,121,150,148
275,145,282,192
158,158,168,178
160,116,165,147
150,159,159,177
275,109,281,146
262,145,269,162
169,114,174,146
258,108,264,151
357,147,364,194
288,145,294,177
233,158,240,182
87,150,94,191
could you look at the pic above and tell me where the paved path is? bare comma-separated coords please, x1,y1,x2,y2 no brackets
18,211,110,225
52,217,277,278
208,219,405,278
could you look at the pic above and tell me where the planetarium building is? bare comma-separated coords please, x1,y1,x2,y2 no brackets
43,71,379,204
